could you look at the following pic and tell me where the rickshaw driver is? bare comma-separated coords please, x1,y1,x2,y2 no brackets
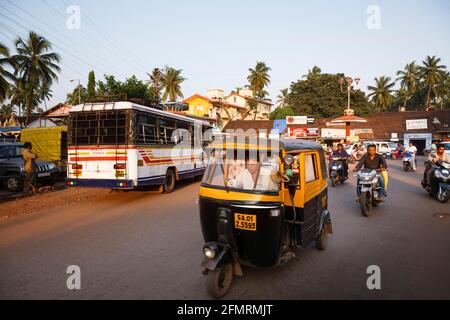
234,157,280,192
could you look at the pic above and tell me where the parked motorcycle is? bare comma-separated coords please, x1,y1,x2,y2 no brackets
423,159,450,203
329,157,347,187
356,169,386,217
402,151,416,172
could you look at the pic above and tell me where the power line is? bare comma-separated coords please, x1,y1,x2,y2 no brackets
0,9,110,77
0,16,95,80
1,1,123,77
60,0,150,72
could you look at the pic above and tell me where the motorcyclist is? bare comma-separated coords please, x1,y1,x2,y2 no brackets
331,143,349,178
353,144,388,201
422,144,450,188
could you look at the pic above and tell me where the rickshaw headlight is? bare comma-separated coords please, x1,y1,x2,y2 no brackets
284,154,294,166
203,243,218,260
270,209,281,217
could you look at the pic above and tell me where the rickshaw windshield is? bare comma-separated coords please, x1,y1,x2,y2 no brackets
202,150,281,193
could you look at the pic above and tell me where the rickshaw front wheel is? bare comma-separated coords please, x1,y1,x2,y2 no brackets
315,225,328,251
206,262,233,299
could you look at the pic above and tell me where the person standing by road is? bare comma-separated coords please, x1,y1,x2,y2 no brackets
406,142,418,171
22,142,37,194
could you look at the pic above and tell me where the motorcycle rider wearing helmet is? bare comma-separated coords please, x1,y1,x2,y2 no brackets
353,144,388,201
422,144,450,188
331,143,349,178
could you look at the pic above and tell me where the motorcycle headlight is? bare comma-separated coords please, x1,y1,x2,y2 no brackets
332,166,338,170
435,170,443,179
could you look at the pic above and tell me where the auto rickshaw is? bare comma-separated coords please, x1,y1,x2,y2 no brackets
199,136,332,298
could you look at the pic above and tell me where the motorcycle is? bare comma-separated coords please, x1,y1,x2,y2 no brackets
356,169,386,217
329,157,348,187
402,151,416,172
423,159,450,203
392,148,405,160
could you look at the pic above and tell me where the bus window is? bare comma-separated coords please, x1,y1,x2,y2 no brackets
159,119,176,144
136,113,158,145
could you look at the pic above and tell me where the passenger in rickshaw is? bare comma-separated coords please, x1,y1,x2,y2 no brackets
227,155,281,192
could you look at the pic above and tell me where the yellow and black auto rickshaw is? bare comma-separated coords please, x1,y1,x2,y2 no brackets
199,137,332,298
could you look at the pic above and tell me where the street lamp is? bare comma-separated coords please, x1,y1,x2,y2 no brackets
339,76,360,115
70,79,81,105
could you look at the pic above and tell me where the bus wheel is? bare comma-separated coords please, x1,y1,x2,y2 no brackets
163,169,176,193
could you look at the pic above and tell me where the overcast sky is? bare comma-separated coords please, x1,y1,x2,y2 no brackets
0,0,449,109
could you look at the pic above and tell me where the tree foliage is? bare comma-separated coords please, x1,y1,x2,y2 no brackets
288,73,373,118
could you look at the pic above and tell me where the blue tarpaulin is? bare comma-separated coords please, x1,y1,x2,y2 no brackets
272,120,287,134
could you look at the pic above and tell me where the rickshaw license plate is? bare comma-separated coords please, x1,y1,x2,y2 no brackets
234,213,257,231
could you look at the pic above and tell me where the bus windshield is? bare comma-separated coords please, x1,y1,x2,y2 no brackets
202,151,281,193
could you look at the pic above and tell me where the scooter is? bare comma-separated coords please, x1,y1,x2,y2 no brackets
392,148,405,160
423,159,450,203
329,157,348,187
402,151,417,172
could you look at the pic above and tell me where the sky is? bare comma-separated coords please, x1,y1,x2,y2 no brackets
0,0,449,110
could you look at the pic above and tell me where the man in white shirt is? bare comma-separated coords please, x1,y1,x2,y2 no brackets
406,142,418,171
234,157,280,192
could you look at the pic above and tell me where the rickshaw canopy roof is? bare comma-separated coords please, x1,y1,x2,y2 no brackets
207,137,323,152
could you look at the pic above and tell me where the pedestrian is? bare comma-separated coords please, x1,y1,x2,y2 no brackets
22,142,37,194
405,142,418,171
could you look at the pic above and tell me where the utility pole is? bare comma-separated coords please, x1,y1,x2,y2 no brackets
70,79,81,104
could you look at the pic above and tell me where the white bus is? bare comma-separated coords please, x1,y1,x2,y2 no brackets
66,101,211,192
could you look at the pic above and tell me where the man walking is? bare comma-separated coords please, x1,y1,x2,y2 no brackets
22,142,37,194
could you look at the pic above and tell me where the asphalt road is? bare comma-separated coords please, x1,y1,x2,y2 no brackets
1,158,449,300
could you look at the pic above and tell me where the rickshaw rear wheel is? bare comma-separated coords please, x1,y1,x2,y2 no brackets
206,263,233,299
315,225,328,251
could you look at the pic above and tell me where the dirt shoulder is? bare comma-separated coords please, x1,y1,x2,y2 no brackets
0,187,111,220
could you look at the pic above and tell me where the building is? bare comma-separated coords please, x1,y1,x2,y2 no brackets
182,90,246,129
224,88,272,121
223,110,450,155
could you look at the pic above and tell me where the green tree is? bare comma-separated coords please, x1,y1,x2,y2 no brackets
396,62,419,110
367,76,395,112
276,88,289,108
0,103,16,118
419,55,447,110
270,106,295,120
303,66,322,80
13,32,60,121
66,85,87,105
435,71,450,110
247,61,271,98
289,73,372,118
0,42,16,103
87,71,96,102
160,67,185,102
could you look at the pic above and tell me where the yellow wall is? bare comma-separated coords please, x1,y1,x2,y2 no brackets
186,97,213,117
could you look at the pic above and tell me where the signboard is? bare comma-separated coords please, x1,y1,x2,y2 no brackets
390,133,399,142
286,116,307,125
288,128,319,138
321,128,346,139
406,119,428,130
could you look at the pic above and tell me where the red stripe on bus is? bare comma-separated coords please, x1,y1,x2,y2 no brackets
69,157,128,161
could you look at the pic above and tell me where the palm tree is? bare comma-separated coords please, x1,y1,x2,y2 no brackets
247,61,271,97
160,67,185,102
147,68,162,103
276,88,289,108
303,66,322,80
13,32,60,121
435,71,450,110
66,85,87,105
419,55,447,110
0,103,16,118
38,83,52,111
367,76,395,112
9,80,26,117
0,42,16,103
396,62,419,110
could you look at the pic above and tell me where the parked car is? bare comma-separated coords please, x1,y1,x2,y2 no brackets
0,143,58,192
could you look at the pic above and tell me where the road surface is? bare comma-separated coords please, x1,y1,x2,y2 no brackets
1,158,449,299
